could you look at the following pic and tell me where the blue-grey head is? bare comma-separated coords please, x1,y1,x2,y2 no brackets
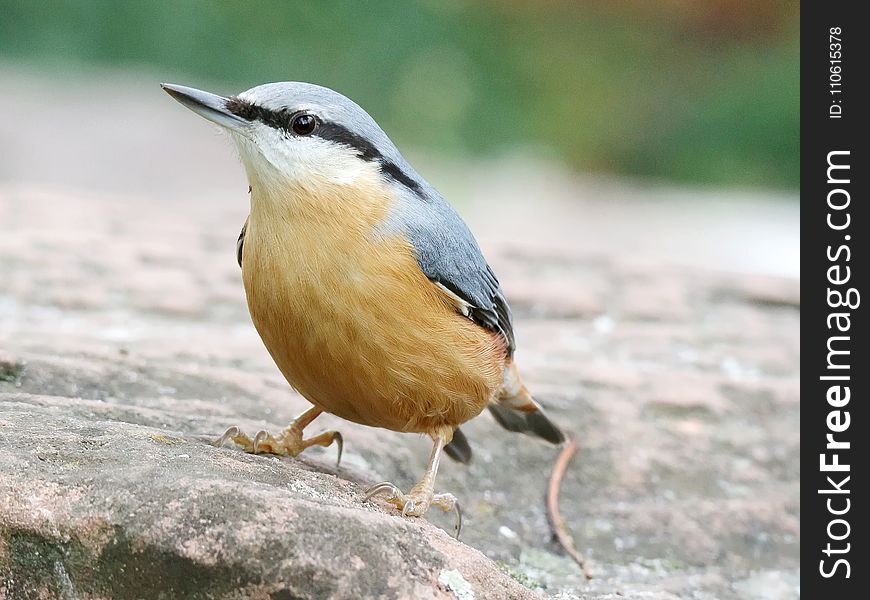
161,82,425,196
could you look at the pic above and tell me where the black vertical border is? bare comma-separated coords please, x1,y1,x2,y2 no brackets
802,2,867,595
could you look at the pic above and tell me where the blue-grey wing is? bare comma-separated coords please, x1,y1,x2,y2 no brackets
389,189,516,355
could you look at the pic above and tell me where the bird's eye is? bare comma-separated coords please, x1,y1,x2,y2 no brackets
291,113,317,135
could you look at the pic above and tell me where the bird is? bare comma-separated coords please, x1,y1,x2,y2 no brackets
161,81,565,534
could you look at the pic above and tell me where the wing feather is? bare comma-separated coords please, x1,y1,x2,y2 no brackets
389,188,516,355
236,218,248,268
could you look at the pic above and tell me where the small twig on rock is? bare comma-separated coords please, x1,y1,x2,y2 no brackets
546,433,592,580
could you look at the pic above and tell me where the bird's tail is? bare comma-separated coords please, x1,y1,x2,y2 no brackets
444,427,472,464
488,361,566,445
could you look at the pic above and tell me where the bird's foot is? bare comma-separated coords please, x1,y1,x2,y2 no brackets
214,425,343,468
364,481,462,538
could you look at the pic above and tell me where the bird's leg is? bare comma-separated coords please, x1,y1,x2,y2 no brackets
214,406,343,467
365,430,461,537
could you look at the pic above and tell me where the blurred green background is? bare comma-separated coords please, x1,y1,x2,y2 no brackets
0,0,799,189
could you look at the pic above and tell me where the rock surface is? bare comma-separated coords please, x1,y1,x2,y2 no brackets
1,394,533,600
0,70,799,599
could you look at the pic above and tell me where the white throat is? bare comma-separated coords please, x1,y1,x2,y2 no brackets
230,125,375,192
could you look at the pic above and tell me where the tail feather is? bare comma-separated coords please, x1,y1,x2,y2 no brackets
446,363,565,460
444,427,472,463
488,403,566,445
490,360,566,445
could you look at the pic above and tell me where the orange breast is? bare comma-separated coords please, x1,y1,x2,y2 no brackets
241,181,506,434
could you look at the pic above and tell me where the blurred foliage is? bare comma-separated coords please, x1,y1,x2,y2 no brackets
0,0,798,188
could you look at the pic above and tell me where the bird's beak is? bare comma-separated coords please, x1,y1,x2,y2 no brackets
161,83,250,131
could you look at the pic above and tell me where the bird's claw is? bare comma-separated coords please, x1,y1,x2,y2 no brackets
252,430,270,453
364,481,403,504
214,426,240,448
364,481,462,539
213,424,342,468
332,431,344,469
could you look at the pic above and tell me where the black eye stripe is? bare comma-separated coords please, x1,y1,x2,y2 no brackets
224,97,423,195
225,97,303,133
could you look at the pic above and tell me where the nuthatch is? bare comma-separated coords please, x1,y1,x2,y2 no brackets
161,81,565,532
